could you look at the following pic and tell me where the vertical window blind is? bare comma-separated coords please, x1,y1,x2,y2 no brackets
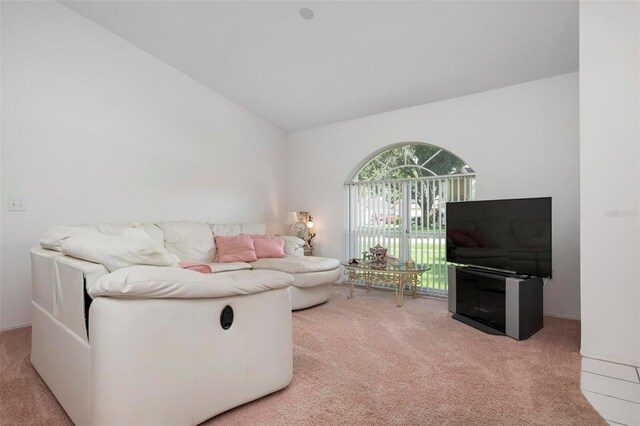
346,174,476,296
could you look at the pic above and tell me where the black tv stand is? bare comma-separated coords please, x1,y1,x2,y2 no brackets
451,313,505,335
447,265,544,340
461,266,520,278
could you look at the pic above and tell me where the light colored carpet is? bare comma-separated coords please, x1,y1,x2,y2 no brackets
0,285,604,425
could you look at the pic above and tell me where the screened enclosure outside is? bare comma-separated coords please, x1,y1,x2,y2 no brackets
346,144,476,296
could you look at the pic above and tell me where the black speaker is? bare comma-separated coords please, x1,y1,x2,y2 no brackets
220,305,234,330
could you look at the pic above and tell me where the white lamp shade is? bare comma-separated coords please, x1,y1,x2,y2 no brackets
285,211,298,225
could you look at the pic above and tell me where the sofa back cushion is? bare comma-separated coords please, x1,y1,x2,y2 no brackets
90,223,165,245
243,234,272,240
157,221,216,263
240,223,267,235
210,223,267,237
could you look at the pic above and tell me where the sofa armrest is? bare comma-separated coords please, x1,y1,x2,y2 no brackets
274,236,305,257
55,255,110,284
31,247,109,343
57,256,109,341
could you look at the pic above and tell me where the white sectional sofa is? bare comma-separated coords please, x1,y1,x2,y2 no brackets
30,221,341,425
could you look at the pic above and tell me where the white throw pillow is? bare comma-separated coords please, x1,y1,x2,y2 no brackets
273,236,306,256
40,225,98,251
61,233,178,272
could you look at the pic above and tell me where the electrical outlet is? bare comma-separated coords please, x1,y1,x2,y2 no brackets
8,198,26,211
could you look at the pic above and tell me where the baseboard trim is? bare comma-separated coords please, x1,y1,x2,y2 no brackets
581,352,640,370
0,322,31,332
543,311,580,320
582,389,640,425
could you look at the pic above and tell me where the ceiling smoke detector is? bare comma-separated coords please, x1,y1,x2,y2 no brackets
299,8,314,20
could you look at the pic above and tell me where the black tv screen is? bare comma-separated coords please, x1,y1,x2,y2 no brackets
446,197,552,277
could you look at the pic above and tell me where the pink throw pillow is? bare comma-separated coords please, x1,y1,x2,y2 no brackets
242,234,272,240
214,235,257,263
178,262,212,274
254,239,285,259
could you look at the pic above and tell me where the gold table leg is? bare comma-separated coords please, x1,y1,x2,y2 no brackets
411,273,418,298
395,285,403,307
345,269,356,299
395,274,407,307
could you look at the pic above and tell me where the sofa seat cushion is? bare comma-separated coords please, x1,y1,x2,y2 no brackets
251,256,340,274
288,269,342,289
88,266,293,299
208,262,253,273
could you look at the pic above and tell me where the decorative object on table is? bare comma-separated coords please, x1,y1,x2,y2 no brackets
384,254,398,265
285,211,299,233
348,258,360,265
288,211,316,256
305,215,316,254
361,251,372,261
369,244,388,269
405,258,416,268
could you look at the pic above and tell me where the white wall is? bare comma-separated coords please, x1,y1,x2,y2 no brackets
579,1,639,367
286,73,581,319
0,1,287,329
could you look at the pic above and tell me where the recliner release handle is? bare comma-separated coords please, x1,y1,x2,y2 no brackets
220,305,234,330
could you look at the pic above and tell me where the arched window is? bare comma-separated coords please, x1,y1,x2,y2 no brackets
355,144,474,181
346,143,476,297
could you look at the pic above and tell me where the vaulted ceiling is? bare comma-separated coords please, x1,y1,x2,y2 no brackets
61,1,578,131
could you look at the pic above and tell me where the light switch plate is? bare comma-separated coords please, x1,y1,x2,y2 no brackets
8,198,26,211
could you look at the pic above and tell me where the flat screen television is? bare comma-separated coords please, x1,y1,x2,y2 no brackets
446,197,552,277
